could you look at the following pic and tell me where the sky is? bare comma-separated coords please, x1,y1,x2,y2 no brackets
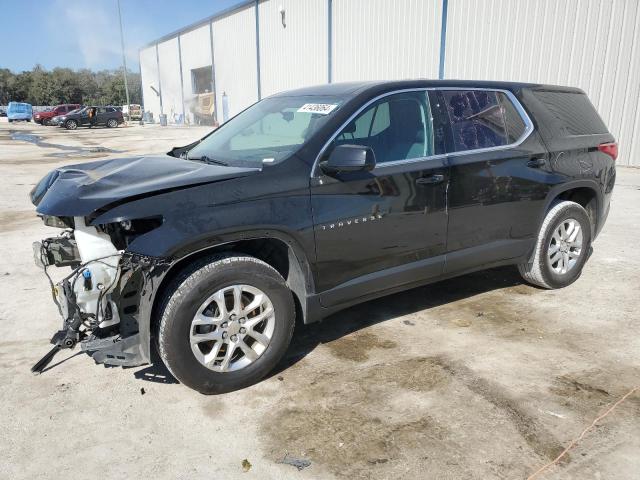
0,0,243,72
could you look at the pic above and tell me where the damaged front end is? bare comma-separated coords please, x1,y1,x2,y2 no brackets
31,215,168,373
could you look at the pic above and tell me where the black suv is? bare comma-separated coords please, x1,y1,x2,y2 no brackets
54,105,124,130
30,80,616,393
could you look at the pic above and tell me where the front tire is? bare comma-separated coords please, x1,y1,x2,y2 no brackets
518,200,592,289
157,254,295,394
65,119,78,130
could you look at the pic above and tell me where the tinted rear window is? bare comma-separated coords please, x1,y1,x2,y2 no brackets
532,90,608,136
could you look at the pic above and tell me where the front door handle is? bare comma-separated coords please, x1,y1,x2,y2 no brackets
416,174,444,186
527,157,546,168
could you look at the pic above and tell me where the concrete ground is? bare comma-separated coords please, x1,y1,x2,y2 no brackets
0,121,638,480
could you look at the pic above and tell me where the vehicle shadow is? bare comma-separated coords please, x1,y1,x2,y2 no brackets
134,265,525,387
269,265,525,378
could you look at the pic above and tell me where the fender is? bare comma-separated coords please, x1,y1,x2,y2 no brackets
532,178,602,250
161,227,317,296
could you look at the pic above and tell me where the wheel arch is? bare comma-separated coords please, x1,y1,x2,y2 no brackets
540,180,601,238
149,232,316,332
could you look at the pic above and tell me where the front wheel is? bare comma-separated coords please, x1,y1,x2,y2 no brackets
518,200,592,289
157,254,295,394
64,119,78,130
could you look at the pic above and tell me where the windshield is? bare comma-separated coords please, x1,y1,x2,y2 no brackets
186,95,344,166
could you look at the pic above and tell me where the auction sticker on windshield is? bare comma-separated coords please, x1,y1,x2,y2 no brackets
297,103,339,115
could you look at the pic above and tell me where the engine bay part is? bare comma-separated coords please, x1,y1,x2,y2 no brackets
33,234,80,268
32,217,125,373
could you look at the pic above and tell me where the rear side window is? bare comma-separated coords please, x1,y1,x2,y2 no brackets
438,90,520,153
532,90,607,136
499,93,527,143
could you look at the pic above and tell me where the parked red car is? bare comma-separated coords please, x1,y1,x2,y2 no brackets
34,104,81,125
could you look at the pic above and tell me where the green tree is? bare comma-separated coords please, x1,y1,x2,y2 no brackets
1,66,141,106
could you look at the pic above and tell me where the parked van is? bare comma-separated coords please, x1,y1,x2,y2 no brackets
7,102,33,122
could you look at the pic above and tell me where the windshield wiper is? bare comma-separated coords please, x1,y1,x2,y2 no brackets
188,155,229,166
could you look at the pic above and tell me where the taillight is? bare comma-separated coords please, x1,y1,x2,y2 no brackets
598,142,618,161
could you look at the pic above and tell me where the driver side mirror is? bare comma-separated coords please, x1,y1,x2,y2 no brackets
320,144,376,174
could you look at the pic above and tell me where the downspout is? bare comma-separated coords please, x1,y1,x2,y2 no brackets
328,0,333,83
177,35,185,122
439,0,449,80
209,22,219,124
255,0,262,100
155,43,163,115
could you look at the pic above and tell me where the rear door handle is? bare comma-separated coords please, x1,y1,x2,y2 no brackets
415,174,444,186
527,157,546,168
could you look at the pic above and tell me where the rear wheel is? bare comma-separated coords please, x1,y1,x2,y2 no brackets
106,118,118,128
65,119,78,130
518,200,592,289
157,254,295,394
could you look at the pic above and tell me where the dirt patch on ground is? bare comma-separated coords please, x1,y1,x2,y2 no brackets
0,210,38,232
433,357,567,463
260,357,454,478
260,355,566,479
430,282,545,338
326,330,397,362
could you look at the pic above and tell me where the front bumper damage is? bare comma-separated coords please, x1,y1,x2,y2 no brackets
31,219,170,373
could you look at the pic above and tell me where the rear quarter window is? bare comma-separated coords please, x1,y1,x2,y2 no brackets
532,90,608,136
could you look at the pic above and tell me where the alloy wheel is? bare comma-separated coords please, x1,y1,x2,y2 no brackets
547,218,583,275
190,284,275,372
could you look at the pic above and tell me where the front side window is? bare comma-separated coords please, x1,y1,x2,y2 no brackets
332,91,436,164
187,95,344,165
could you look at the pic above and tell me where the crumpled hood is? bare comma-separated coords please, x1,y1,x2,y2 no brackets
32,155,261,217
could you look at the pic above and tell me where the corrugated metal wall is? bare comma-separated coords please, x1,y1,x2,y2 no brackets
157,38,183,119
179,25,212,124
139,0,639,166
212,6,259,119
332,0,442,81
445,0,640,166
258,0,328,97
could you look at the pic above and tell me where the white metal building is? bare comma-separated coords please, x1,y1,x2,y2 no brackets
139,0,640,166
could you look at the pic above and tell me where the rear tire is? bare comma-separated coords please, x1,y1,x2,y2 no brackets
106,118,118,128
157,254,295,394
518,200,592,289
65,119,77,130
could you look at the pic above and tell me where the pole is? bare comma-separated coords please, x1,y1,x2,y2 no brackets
117,0,131,123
